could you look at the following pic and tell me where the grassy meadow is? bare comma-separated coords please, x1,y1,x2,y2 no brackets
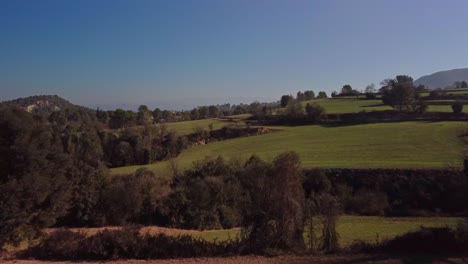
301,98,391,114
164,118,231,135
111,121,468,175
182,216,461,247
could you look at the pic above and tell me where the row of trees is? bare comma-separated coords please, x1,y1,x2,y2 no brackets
2,105,467,251
0,116,339,252
280,91,328,108
98,102,275,130
452,81,468,89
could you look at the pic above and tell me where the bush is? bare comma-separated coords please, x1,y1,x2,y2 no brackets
25,227,243,260
24,229,86,260
452,101,463,114
381,227,468,255
346,189,388,216
365,93,376,99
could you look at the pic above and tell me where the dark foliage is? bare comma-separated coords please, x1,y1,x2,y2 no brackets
452,101,464,114
0,107,75,246
305,168,468,216
24,228,243,260
241,152,306,253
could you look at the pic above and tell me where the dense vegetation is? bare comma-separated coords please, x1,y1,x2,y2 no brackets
1,77,468,259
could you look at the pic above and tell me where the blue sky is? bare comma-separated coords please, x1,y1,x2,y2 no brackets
1,0,468,110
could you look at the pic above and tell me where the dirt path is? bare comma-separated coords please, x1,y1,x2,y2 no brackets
2,254,466,264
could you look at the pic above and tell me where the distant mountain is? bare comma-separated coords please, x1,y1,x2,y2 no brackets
414,68,468,89
0,95,92,115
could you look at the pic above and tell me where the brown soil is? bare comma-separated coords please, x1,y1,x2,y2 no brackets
43,226,237,237
2,254,467,264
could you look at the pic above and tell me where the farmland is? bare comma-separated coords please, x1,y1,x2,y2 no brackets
301,98,391,114
111,121,468,175
185,215,462,247
45,216,461,248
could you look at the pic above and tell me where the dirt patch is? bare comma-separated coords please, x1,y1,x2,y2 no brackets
44,226,240,237
0,255,403,264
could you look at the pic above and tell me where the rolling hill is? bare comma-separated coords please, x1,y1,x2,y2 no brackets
0,95,93,116
414,68,468,88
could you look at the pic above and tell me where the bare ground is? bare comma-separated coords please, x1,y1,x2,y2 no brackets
43,226,222,236
2,253,467,264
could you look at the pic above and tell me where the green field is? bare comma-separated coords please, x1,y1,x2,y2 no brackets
302,98,467,114
190,216,460,247
427,104,467,112
164,119,231,135
301,98,392,114
225,113,252,119
111,121,467,175
446,88,468,95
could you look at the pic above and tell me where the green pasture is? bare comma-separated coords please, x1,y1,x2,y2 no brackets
110,121,467,175
225,113,252,119
190,216,461,247
301,98,391,114
163,118,230,135
427,104,467,112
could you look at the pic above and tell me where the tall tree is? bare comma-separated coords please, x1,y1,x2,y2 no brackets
381,75,415,111
0,108,74,246
341,84,353,94
317,91,328,98
280,95,293,107
242,152,305,252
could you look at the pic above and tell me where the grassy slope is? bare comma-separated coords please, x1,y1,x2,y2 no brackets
189,216,461,247
428,105,467,112
111,121,467,175
164,119,228,135
303,97,467,114
301,98,391,114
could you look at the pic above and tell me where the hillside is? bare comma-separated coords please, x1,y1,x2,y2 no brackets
0,95,92,116
414,68,468,88
111,121,468,175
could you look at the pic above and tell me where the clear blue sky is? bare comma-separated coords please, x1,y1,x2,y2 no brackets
1,0,468,110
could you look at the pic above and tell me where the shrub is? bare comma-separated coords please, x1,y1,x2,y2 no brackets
24,229,86,260
452,101,463,114
381,227,468,255
346,189,388,216
365,93,376,99
25,227,243,260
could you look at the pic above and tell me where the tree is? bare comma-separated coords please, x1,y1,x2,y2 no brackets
152,108,162,123
137,105,153,126
285,99,304,119
0,108,74,246
305,103,326,123
340,85,352,94
461,81,468,88
365,83,376,94
317,91,328,99
280,95,293,107
381,75,415,111
452,101,463,114
304,90,315,100
208,105,221,118
198,106,209,119
242,152,305,252
297,91,305,101
190,108,200,120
